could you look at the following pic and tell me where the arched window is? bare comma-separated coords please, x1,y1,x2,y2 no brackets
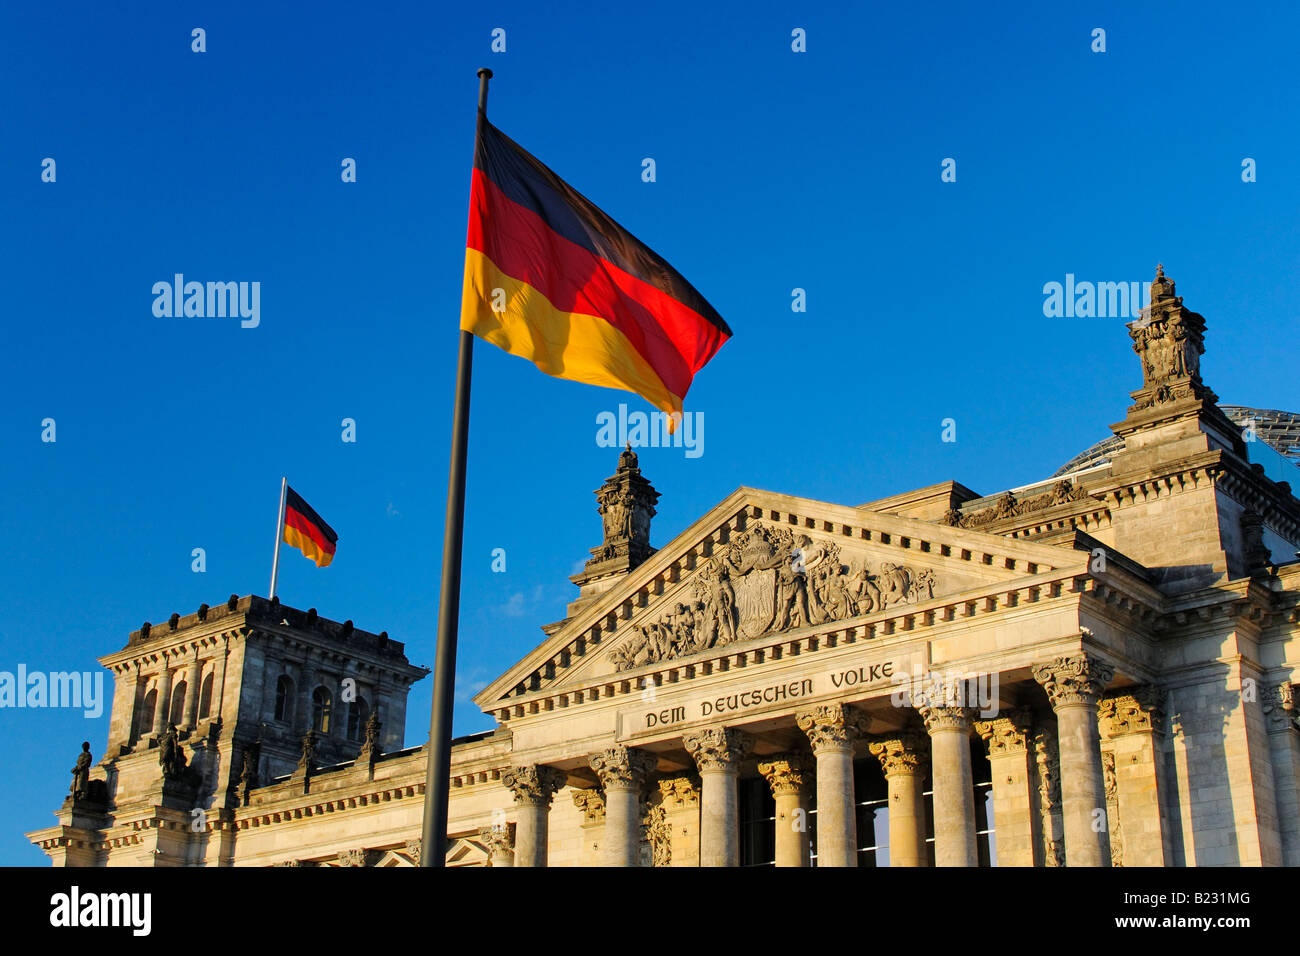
138,689,157,738
274,675,294,722
169,681,187,728
199,672,214,719
347,696,369,741
312,687,333,734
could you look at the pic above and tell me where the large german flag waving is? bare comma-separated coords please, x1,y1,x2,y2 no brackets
282,486,338,568
461,111,731,421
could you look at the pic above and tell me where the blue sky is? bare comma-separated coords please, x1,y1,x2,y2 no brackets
3,0,1298,864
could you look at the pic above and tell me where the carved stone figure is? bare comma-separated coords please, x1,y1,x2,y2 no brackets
69,742,92,800
297,730,317,774
238,739,260,800
159,723,187,780
1127,265,1211,408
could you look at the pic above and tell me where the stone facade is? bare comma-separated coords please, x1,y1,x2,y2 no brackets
29,267,1300,867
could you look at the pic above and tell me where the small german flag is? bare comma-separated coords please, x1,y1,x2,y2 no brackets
283,486,338,568
461,111,731,422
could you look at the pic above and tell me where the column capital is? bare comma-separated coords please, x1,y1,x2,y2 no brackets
756,753,814,795
918,705,976,735
571,787,606,823
501,764,568,808
683,727,754,773
868,731,931,775
1099,686,1167,737
973,707,1034,755
1032,654,1114,708
796,704,868,753
657,774,701,808
588,745,657,792
478,822,515,855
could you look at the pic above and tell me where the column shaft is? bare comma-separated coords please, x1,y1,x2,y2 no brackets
974,709,1039,866
183,656,202,728
1033,654,1114,868
683,727,752,868
502,765,566,867
589,746,656,867
698,770,739,867
797,705,866,868
603,787,640,867
926,715,978,866
152,665,174,736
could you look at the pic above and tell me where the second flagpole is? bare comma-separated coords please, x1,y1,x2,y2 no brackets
269,476,287,601
420,66,492,868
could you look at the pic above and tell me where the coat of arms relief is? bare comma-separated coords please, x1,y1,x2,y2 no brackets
609,522,938,672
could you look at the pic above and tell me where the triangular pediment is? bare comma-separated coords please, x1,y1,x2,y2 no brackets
474,486,1084,709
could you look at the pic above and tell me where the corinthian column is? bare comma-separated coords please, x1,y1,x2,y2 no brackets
919,705,978,866
973,707,1038,866
797,704,868,867
757,754,813,867
1033,654,1114,867
868,731,930,867
501,765,568,867
683,728,753,867
589,745,657,867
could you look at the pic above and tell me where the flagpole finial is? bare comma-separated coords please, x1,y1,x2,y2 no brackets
478,67,493,80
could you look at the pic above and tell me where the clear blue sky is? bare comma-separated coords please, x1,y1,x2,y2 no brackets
3,0,1298,864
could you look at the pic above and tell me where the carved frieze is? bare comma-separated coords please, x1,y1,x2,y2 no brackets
611,522,939,671
1102,751,1123,867
1261,681,1298,731
1033,721,1063,866
943,481,1088,529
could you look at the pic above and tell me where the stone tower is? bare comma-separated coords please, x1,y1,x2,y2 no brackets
33,594,427,866
1103,264,1300,589
566,446,661,617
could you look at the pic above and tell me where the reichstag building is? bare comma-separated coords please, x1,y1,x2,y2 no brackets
31,267,1300,866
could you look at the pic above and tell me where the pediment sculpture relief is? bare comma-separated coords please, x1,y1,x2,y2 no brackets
610,523,937,671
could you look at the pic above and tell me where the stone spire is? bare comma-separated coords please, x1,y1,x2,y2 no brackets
564,446,661,618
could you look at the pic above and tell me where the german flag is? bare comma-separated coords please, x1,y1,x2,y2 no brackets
461,111,731,422
283,486,338,568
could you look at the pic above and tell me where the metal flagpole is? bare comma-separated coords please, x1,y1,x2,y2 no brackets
269,476,287,600
420,67,492,868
